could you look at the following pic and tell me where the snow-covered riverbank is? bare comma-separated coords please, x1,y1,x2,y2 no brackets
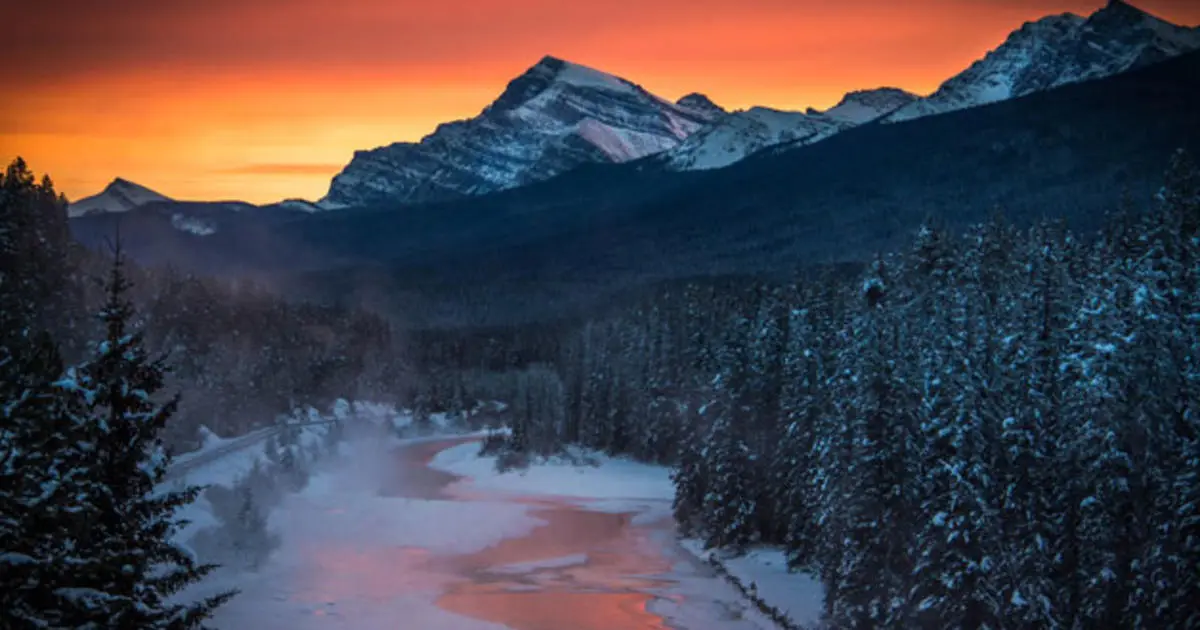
176,426,823,630
431,441,826,629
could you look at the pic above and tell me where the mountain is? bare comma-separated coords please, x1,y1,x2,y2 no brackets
886,0,1200,122
67,178,320,241
663,107,844,171
675,93,727,119
663,88,916,171
68,178,173,218
72,51,1200,327
318,56,722,209
823,87,919,124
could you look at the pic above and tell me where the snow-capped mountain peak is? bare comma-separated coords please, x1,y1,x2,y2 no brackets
485,56,639,115
68,178,173,218
822,87,919,124
663,106,844,171
884,0,1200,123
320,56,721,208
662,87,917,172
675,93,727,119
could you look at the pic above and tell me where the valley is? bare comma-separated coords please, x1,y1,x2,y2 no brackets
4,2,1200,629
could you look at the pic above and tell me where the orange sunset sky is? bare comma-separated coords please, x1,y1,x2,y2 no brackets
3,0,1198,205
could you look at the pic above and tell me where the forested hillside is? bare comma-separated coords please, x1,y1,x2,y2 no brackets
9,145,1200,627
441,151,1200,627
1,158,410,452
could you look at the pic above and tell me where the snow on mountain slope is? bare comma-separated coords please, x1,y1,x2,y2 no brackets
320,56,722,208
664,88,915,171
664,107,844,171
170,213,217,236
886,0,1200,123
275,198,323,213
675,93,727,119
823,87,919,124
68,178,172,218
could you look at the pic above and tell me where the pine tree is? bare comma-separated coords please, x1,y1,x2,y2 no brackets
1141,149,1200,629
699,385,757,551
671,403,710,537
0,158,73,347
0,332,101,627
263,430,281,465
903,224,1004,629
825,257,920,628
53,246,236,628
228,478,278,571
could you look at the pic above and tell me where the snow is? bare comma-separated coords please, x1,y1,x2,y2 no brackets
169,425,264,468
177,432,545,630
428,442,823,625
488,553,588,574
554,59,639,96
340,401,459,435
276,199,323,213
170,213,217,236
68,178,172,218
430,442,674,500
822,99,886,125
169,414,814,629
196,426,225,450
576,118,681,162
680,540,825,629
265,459,542,555
666,106,844,171
822,89,918,124
314,198,350,211
1137,7,1200,51
885,4,1200,124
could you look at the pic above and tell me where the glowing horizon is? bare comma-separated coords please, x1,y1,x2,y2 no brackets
2,0,1197,205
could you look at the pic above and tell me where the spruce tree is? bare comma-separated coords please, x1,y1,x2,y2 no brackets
228,478,277,571
55,246,236,628
0,332,100,627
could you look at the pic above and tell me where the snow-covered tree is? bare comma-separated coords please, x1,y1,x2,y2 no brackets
0,333,101,627
52,247,236,627
227,477,279,572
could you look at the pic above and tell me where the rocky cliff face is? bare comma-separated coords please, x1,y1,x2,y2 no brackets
313,1,1199,206
319,56,721,208
662,87,917,171
885,0,1200,122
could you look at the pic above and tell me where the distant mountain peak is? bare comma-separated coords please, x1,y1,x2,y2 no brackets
662,85,918,172
676,93,726,117
321,56,718,208
69,178,172,218
1098,0,1149,20
884,0,1200,123
823,87,919,123
487,55,640,114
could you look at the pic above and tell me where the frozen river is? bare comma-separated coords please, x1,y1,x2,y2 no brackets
197,435,777,629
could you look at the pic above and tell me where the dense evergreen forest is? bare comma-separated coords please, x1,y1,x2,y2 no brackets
0,158,419,626
5,148,1199,628
423,152,1199,628
1,157,411,452
1,160,240,626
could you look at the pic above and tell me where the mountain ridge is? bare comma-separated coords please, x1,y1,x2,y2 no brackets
69,49,1200,326
317,55,719,209
77,1,1200,214
68,178,173,218
884,0,1200,122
